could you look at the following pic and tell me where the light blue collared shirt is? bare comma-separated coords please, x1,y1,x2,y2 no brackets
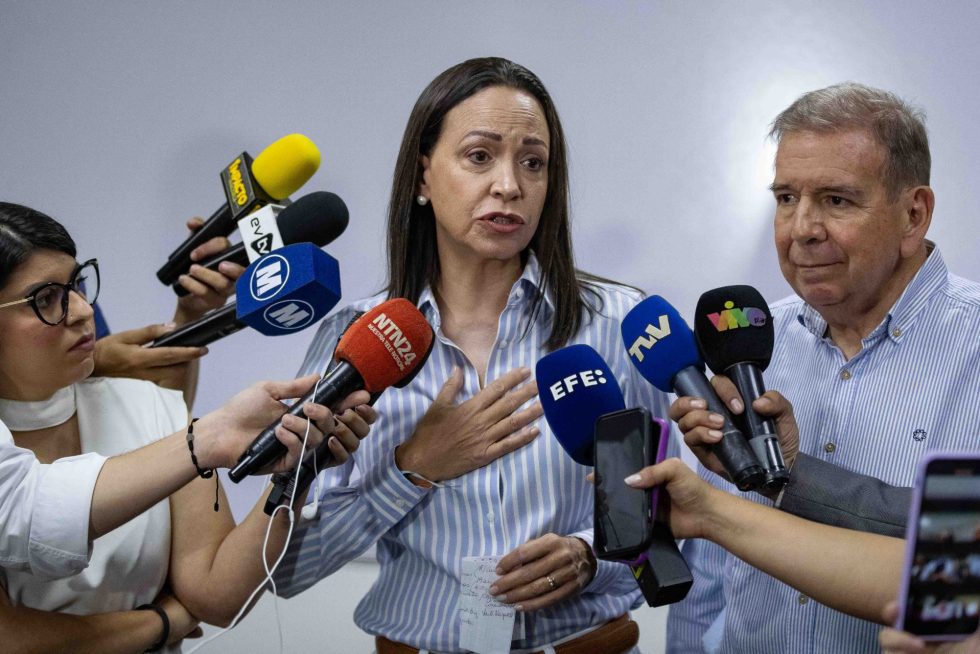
274,255,672,652
667,246,980,653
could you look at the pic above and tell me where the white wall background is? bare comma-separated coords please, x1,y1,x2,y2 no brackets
3,1,980,652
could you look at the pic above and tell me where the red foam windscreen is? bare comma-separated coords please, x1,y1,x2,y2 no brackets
336,298,434,392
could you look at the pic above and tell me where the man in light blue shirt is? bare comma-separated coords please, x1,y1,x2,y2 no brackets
667,83,980,653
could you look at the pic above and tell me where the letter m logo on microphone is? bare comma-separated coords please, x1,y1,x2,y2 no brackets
250,254,290,301
263,300,315,330
627,315,671,362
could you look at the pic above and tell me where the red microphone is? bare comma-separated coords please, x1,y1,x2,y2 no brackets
229,299,435,482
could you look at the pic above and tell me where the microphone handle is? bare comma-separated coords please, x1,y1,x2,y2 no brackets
149,303,244,348
172,243,249,297
265,375,384,515
726,362,789,490
629,521,693,606
229,362,365,483
672,366,765,492
264,435,335,515
156,203,234,285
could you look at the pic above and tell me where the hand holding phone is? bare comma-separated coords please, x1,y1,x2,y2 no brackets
897,452,980,641
593,407,669,563
593,406,692,605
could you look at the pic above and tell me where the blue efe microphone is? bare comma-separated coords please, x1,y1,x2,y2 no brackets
536,344,626,465
621,295,765,492
150,242,340,348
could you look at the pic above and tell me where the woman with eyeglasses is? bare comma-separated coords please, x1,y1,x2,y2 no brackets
0,202,377,652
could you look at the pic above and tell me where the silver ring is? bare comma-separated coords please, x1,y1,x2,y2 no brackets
546,575,557,590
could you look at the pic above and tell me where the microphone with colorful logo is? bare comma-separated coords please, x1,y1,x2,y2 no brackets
536,344,692,606
694,285,788,491
172,191,349,296
150,242,340,348
621,296,765,492
156,133,321,286
229,298,436,483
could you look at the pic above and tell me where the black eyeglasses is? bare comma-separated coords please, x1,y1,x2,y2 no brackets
0,259,100,326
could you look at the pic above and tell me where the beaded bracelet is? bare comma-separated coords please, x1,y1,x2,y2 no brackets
186,418,220,511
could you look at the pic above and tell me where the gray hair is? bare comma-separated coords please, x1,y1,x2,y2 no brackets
769,82,930,199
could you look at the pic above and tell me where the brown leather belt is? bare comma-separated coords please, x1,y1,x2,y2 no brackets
375,614,639,654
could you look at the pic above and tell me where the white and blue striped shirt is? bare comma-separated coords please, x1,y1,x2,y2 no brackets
667,245,980,653
274,255,672,652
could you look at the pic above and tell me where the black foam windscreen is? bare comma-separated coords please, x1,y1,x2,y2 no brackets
694,285,774,374
277,191,350,246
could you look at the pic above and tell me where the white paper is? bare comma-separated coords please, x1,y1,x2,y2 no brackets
458,556,516,654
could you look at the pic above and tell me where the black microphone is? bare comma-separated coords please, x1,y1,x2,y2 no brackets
172,191,349,296
156,134,320,286
694,286,788,491
229,298,436,484
151,303,241,348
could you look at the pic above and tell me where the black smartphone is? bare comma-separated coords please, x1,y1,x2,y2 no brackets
593,407,668,563
897,452,980,640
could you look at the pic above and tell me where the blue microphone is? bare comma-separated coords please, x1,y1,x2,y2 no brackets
536,344,625,466
621,296,765,491
151,242,340,348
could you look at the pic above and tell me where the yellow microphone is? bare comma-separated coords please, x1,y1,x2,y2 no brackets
156,134,321,285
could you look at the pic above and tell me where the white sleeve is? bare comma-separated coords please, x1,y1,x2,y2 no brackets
0,422,107,579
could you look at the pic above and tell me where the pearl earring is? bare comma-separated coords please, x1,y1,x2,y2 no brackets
416,195,428,206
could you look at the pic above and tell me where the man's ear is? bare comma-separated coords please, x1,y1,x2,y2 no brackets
900,185,934,258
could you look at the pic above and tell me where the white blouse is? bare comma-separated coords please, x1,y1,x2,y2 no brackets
0,378,187,652
0,425,106,578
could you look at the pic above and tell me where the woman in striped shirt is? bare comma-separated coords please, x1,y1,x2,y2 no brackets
275,57,673,653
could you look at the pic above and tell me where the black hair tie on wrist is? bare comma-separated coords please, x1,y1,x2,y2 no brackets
186,418,220,511
136,603,170,652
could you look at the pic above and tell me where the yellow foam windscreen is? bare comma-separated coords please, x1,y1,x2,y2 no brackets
251,134,321,200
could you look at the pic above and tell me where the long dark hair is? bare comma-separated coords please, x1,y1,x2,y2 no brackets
385,56,610,351
0,202,76,289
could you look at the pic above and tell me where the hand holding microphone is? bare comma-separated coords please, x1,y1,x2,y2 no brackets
694,285,789,490
94,322,208,390
171,216,245,315
670,377,801,487
230,298,437,484
172,191,349,297
621,295,765,492
191,374,328,474
157,134,321,286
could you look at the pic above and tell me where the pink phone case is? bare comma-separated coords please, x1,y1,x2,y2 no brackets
896,451,980,641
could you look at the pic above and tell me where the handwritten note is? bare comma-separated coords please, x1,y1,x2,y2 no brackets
458,556,515,654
